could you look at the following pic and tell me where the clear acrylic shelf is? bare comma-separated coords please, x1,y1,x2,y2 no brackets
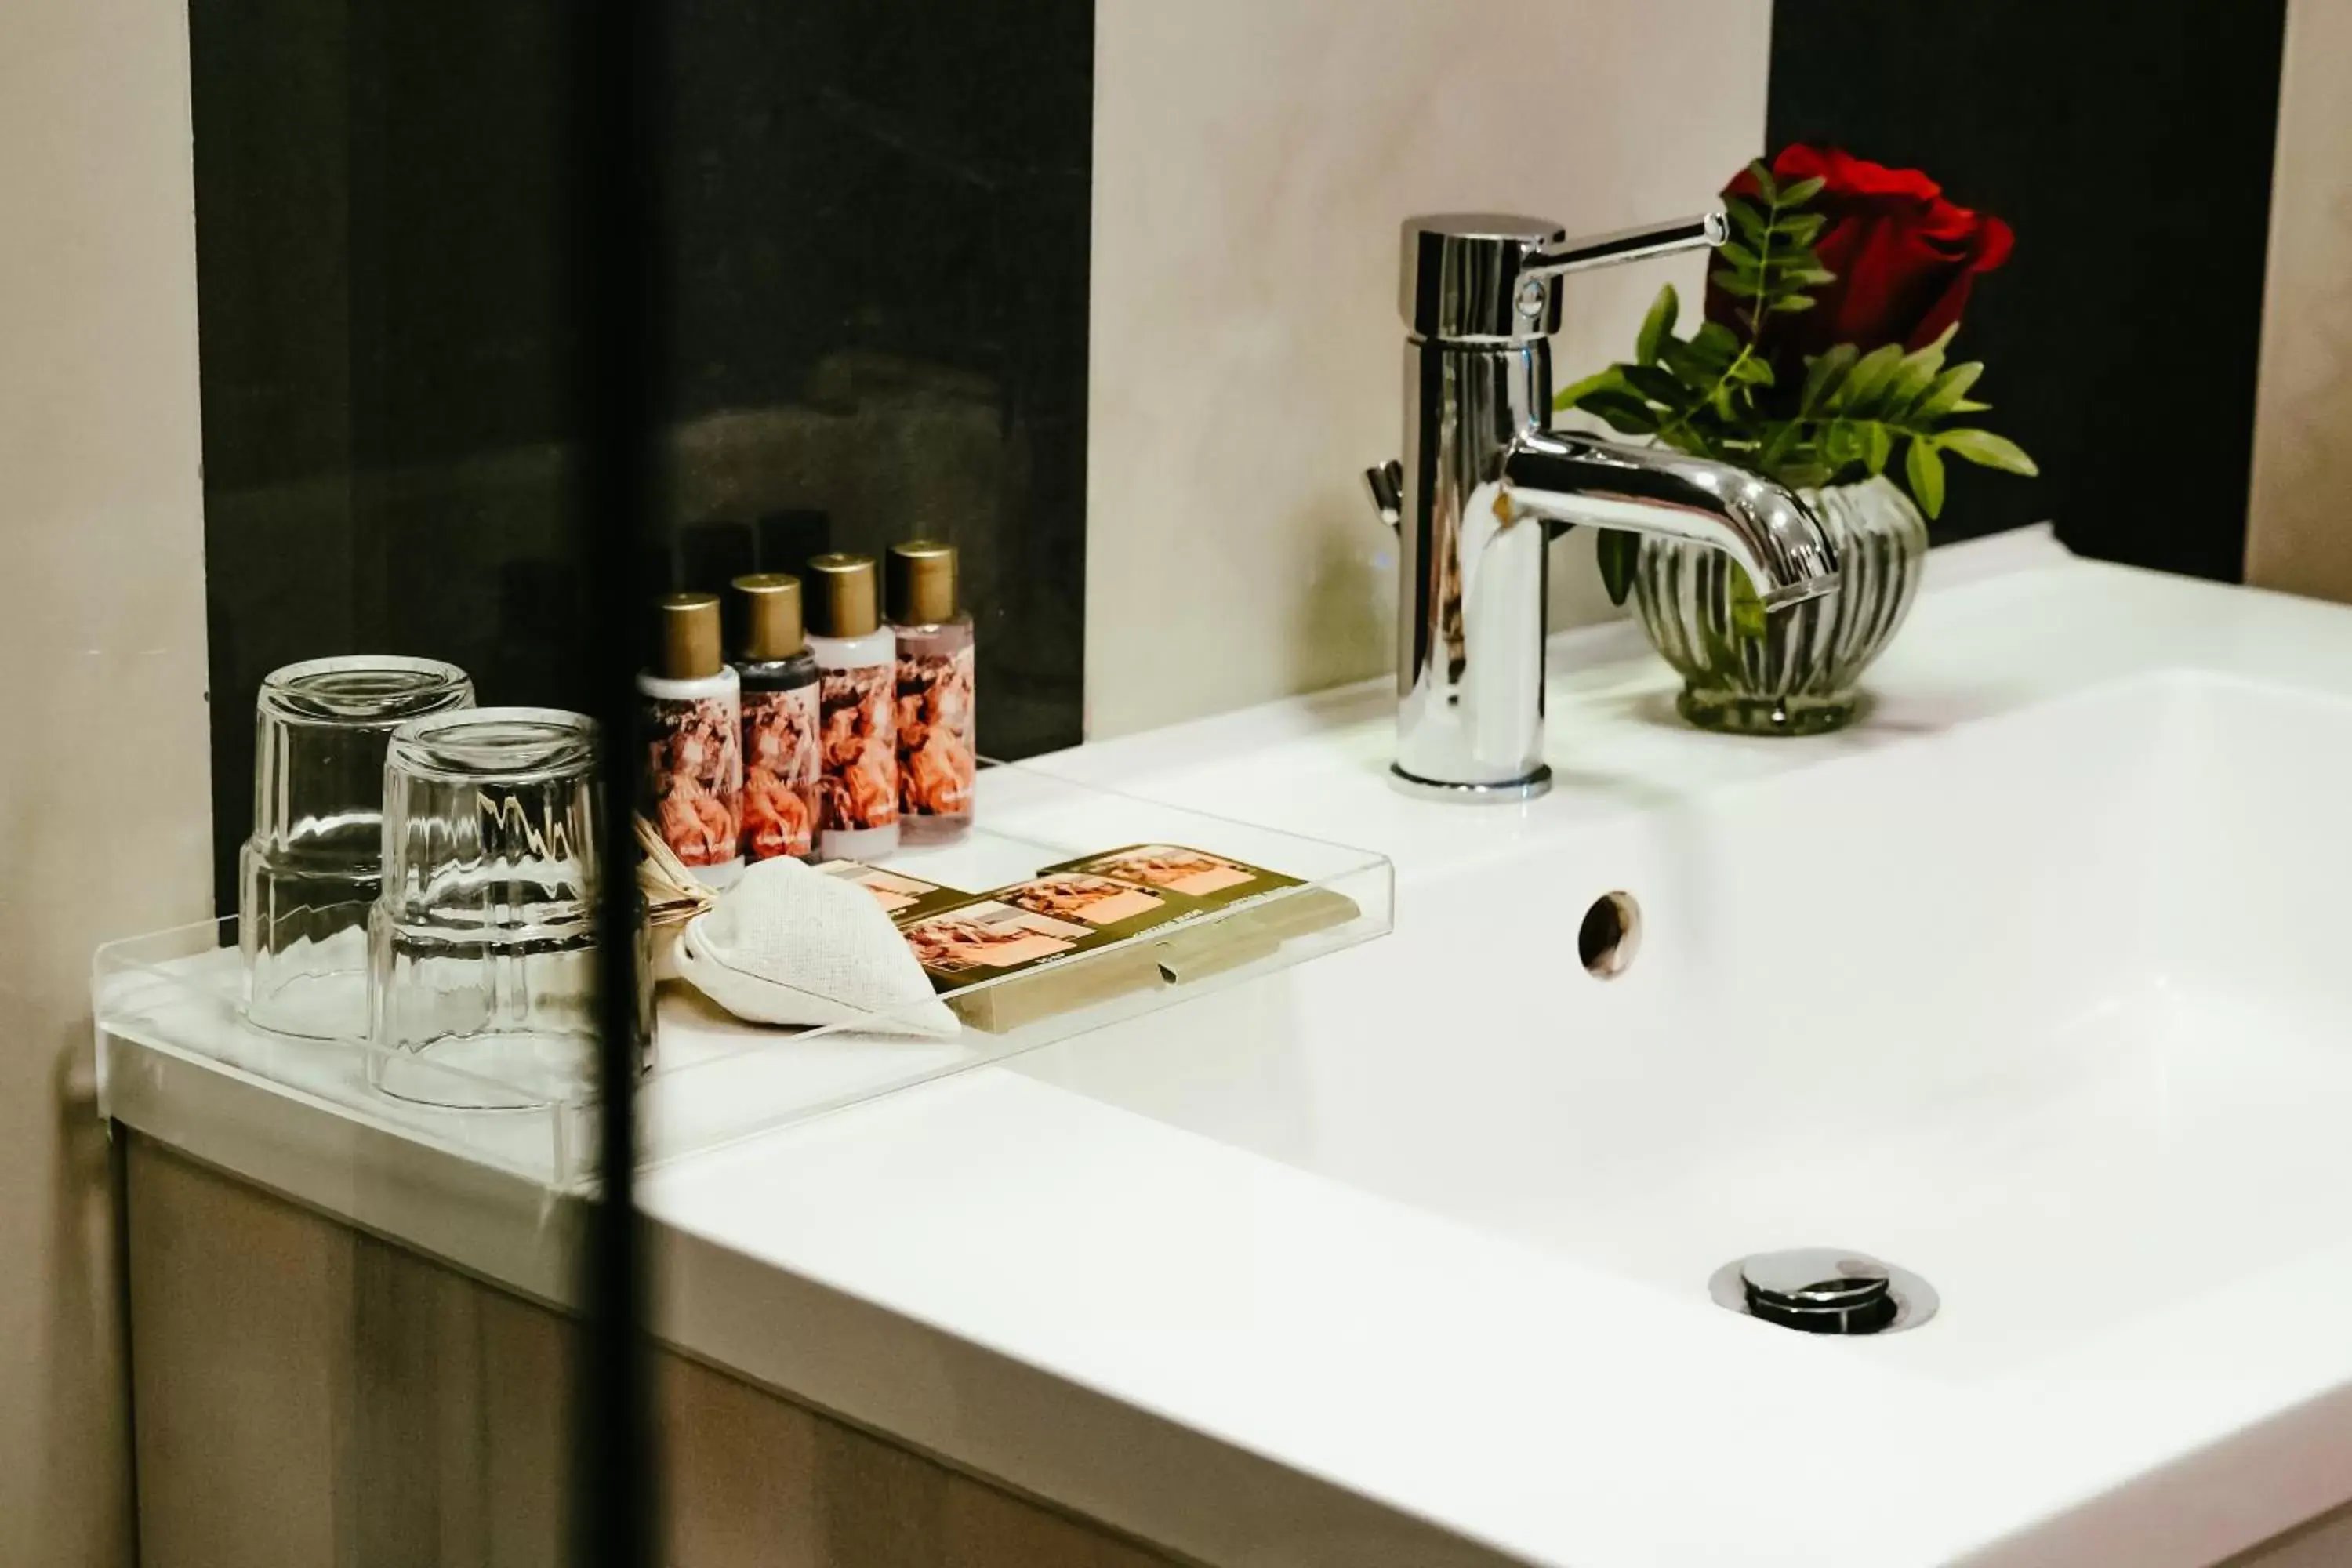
94,759,1393,1190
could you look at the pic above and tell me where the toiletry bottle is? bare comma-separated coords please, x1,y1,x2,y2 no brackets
640,592,744,886
886,539,975,840
731,572,822,862
804,554,899,859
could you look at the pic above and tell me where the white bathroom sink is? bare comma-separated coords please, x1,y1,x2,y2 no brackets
110,525,2352,1566
624,534,2352,1567
1021,666,2352,1381
837,535,2352,1565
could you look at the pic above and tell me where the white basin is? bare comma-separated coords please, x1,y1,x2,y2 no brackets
620,532,2352,1568
1021,667,2352,1383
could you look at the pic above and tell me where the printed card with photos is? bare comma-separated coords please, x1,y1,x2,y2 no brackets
1036,843,1304,909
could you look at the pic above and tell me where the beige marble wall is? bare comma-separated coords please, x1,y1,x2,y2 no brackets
2245,0,2352,601
1084,0,1773,737
0,2,211,1563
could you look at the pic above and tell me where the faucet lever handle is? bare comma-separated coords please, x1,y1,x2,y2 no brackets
1523,210,1727,283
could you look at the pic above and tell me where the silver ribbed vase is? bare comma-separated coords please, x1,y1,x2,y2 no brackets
1632,475,1926,735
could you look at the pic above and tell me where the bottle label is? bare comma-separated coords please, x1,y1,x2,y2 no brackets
644,694,742,868
819,663,898,832
741,685,821,861
897,642,975,819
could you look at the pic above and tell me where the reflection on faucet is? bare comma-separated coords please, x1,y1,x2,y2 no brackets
1374,212,1841,800
1497,431,1838,611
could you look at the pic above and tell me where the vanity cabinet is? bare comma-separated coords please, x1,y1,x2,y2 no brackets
121,1134,1171,1568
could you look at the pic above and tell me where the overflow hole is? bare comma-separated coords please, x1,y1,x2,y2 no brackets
1578,891,1641,979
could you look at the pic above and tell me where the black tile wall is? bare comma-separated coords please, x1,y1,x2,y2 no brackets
1767,0,2288,578
192,0,1093,911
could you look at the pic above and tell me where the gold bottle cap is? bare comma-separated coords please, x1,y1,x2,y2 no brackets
732,572,805,659
655,591,723,680
804,553,880,639
887,539,959,626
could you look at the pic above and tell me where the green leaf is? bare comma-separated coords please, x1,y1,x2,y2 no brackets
1949,397,1993,414
1728,564,1769,641
1800,344,1857,413
1719,241,1764,271
1905,437,1947,519
1596,528,1640,607
1727,355,1775,386
1657,334,1733,386
1621,364,1690,407
1819,419,1849,467
1634,284,1679,367
1863,421,1893,476
1552,365,1626,412
1711,270,1766,299
1691,322,1742,361
1777,175,1826,206
1836,343,1907,410
1774,266,1838,287
1903,328,1951,373
1936,428,2039,475
1746,158,1780,201
1888,326,1959,406
1583,392,1659,434
1724,196,1769,241
1770,213,1826,246
1654,423,1721,461
1911,361,1984,421
1769,295,1817,312
1884,353,1941,411
1779,461,1835,489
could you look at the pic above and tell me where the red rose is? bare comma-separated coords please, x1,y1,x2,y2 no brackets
1706,143,2013,372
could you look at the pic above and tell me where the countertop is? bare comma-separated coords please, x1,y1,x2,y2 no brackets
101,528,2352,1567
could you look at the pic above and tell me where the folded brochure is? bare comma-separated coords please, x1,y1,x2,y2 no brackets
808,844,1347,1029
890,844,1345,1031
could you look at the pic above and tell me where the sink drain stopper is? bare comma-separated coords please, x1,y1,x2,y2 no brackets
1708,1248,1938,1335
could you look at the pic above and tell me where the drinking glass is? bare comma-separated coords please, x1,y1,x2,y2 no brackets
368,707,639,1109
241,655,475,1037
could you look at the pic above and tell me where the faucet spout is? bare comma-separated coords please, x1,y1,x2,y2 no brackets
1500,430,1840,608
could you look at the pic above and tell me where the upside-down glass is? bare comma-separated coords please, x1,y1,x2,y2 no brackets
368,706,642,1109
241,655,476,1037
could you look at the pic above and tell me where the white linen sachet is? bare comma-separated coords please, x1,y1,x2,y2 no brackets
670,857,960,1038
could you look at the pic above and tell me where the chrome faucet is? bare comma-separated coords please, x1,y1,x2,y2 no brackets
1365,212,1842,800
